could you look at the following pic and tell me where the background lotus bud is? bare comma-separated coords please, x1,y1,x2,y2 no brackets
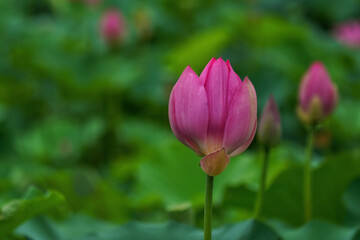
134,8,153,41
258,96,281,148
333,20,360,48
297,62,338,125
168,58,257,176
100,9,126,45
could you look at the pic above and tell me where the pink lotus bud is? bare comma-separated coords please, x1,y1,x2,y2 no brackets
168,58,257,176
258,96,281,148
333,20,360,48
297,62,338,124
100,9,126,44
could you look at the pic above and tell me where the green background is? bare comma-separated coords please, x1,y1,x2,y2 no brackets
1,0,360,239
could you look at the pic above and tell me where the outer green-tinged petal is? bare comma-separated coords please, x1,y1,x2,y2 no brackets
200,147,230,176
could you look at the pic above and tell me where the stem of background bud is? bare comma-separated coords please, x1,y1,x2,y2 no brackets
304,127,315,222
204,175,214,240
254,146,270,219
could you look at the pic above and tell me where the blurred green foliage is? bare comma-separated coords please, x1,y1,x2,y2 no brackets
1,0,360,239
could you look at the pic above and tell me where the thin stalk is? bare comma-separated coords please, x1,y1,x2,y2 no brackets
254,147,270,219
304,128,315,222
204,175,214,240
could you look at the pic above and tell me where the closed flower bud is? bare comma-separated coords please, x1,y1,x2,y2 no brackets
297,62,338,125
134,8,153,41
168,58,257,176
100,9,126,45
258,96,281,148
333,20,360,48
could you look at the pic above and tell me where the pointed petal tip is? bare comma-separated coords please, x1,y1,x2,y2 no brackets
263,95,281,125
183,65,194,72
208,57,217,63
268,95,276,105
243,77,256,95
202,58,217,70
226,60,242,83
242,76,251,85
208,58,228,75
180,65,199,79
312,61,324,66
310,61,326,71
200,58,217,84
225,59,233,69
216,57,226,64
225,58,232,67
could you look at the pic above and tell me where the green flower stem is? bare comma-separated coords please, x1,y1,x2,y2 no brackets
204,175,214,240
304,127,315,222
254,147,270,219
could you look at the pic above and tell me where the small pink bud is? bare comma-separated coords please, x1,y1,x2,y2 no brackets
100,9,126,44
298,62,338,124
258,96,281,148
333,20,360,48
168,58,257,176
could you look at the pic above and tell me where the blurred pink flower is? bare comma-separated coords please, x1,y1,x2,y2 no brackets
333,20,360,48
100,9,126,44
258,96,281,147
168,58,257,176
298,62,338,124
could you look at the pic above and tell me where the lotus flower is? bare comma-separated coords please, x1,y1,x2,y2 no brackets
258,96,281,148
298,62,338,124
168,58,257,176
100,9,126,44
333,20,360,48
